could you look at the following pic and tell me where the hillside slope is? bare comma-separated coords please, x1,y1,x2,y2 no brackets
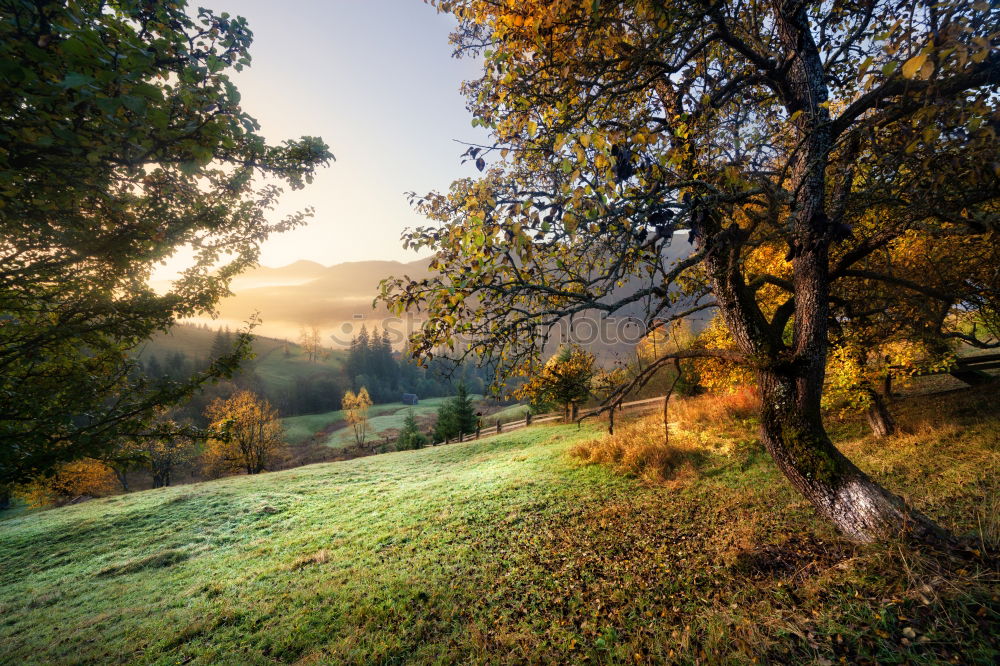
136,324,348,402
1,389,997,664
281,395,464,448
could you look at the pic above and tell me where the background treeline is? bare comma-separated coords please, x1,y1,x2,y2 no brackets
346,326,489,404
136,324,492,422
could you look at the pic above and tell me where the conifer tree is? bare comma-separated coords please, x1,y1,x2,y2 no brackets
396,410,428,450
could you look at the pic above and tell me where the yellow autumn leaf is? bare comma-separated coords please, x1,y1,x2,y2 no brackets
901,53,928,79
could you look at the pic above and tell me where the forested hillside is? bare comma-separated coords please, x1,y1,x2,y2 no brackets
135,323,492,421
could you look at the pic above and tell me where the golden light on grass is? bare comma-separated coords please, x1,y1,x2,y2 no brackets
570,388,761,484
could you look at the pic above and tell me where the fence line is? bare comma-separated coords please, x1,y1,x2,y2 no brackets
335,351,1000,458
443,395,668,444
335,395,671,458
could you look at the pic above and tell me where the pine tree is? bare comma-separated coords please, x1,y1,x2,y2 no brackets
145,355,164,379
396,409,428,451
434,383,478,442
348,326,373,385
451,382,479,436
375,328,399,388
209,328,232,361
433,401,457,442
167,352,188,380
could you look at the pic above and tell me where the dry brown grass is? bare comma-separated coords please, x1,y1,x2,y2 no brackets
289,549,332,570
570,414,706,484
571,387,760,483
670,386,760,426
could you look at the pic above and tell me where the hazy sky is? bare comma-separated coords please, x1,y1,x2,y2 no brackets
160,0,485,277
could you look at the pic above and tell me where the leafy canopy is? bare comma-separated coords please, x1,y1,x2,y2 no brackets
382,0,999,397
203,391,284,476
381,0,998,541
0,0,332,483
517,344,596,413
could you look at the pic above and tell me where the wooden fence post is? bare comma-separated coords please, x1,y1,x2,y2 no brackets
476,425,481,439
496,421,502,434
525,412,532,426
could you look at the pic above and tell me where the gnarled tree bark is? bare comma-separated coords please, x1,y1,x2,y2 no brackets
756,369,941,542
689,2,947,544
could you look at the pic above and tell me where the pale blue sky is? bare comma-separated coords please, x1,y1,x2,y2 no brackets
169,0,485,273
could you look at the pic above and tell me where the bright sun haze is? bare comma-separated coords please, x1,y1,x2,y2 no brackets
153,0,485,281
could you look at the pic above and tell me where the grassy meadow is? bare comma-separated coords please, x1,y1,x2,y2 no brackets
481,403,533,427
280,401,413,446
281,396,482,448
1,387,997,664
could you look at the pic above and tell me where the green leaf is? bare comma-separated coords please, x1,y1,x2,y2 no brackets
61,72,95,88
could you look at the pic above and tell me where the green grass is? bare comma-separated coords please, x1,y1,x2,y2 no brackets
481,402,532,426
136,324,230,360
319,396,467,448
250,342,347,396
1,389,997,664
282,396,482,448
280,402,406,446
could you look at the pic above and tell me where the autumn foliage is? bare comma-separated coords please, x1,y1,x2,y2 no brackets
17,459,119,508
341,387,373,446
516,345,595,418
203,391,284,477
571,415,705,485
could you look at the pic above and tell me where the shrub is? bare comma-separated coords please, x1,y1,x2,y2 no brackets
17,459,119,507
670,387,760,428
396,410,429,450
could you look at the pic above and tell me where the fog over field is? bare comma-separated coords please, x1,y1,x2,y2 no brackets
179,232,707,355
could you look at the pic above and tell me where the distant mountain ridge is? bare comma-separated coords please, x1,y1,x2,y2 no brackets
228,257,431,295
200,240,708,357
199,257,435,342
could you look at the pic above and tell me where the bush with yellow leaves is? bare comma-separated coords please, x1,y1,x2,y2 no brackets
17,459,119,508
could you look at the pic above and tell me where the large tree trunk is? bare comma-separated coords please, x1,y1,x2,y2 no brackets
865,389,895,438
757,370,941,543
680,2,952,545
112,467,129,492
